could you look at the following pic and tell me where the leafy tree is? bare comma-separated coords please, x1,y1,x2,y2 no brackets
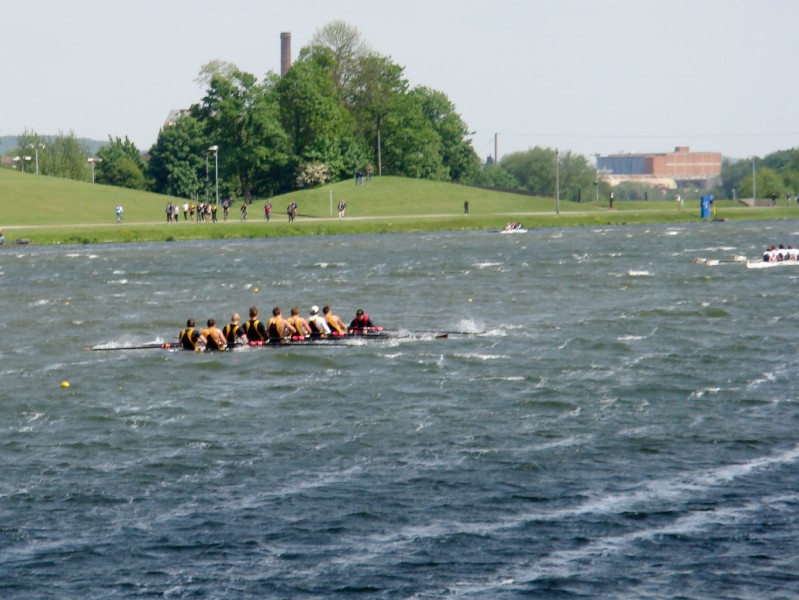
410,86,480,182
739,166,784,203
147,114,207,199
309,20,370,97
96,136,147,189
379,92,446,179
471,163,522,190
556,151,598,202
195,66,289,202
501,147,557,196
9,129,47,175
103,157,148,190
348,53,408,176
49,132,91,181
500,147,596,201
273,51,361,184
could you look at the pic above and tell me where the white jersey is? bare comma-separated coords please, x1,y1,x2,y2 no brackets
308,314,331,335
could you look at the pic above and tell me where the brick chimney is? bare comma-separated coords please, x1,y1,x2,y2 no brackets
280,32,291,76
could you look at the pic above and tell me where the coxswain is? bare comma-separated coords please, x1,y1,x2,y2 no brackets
223,312,247,348
307,305,331,338
266,307,297,342
179,318,206,351
323,305,348,336
201,318,227,351
287,307,312,339
349,308,376,333
243,306,269,343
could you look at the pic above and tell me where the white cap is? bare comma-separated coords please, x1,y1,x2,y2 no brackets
310,305,319,314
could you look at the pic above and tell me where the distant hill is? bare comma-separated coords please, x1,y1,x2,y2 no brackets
0,135,106,155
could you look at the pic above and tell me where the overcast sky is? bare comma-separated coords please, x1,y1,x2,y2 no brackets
4,0,798,161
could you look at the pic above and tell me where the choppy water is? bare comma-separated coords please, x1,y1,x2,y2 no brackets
2,221,799,598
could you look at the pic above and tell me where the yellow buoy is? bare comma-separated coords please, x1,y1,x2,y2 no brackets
60,381,70,388
253,288,259,293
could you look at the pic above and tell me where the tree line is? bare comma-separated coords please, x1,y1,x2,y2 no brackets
4,21,798,205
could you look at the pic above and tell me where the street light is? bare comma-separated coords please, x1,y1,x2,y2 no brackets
594,153,601,203
12,155,32,172
28,143,45,175
87,156,102,184
555,149,560,215
208,145,219,204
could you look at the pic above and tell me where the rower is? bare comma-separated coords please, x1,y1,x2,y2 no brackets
201,318,227,351
223,312,247,348
179,318,206,351
266,307,297,342
308,305,331,338
349,308,377,333
323,305,348,336
287,307,312,339
243,306,269,343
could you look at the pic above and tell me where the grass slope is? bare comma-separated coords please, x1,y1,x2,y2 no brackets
1,167,797,245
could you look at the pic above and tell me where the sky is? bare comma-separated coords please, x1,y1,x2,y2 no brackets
4,0,799,161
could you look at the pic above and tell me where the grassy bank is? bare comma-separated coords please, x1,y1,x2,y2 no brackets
2,168,798,245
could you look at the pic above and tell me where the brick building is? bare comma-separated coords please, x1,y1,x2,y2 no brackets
598,146,721,189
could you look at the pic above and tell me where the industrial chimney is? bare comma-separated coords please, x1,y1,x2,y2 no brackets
280,32,291,76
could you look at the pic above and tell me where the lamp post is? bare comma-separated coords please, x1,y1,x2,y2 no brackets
87,156,102,184
594,153,600,203
12,155,32,172
28,143,45,175
208,145,219,204
752,157,757,205
555,149,560,215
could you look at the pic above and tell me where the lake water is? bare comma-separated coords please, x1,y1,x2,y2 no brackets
2,221,799,598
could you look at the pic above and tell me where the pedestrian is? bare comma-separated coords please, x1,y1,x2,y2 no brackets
264,201,272,221
240,202,247,221
464,200,469,215
115,205,123,223
338,199,346,219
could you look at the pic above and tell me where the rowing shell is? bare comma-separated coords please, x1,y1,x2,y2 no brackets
745,259,799,269
91,331,394,351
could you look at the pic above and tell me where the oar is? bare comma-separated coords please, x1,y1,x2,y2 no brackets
91,342,174,351
382,329,482,338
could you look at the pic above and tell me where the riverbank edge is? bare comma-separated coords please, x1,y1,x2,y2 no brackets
2,207,797,247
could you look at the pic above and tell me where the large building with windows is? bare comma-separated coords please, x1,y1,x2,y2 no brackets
598,146,722,189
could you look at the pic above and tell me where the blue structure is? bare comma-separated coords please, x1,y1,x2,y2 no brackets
700,196,713,219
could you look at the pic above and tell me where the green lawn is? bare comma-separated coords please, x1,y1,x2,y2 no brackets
2,167,797,245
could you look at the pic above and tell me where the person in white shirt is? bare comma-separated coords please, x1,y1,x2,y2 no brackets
307,305,332,338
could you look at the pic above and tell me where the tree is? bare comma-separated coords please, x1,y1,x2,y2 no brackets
309,20,370,97
501,147,557,196
49,132,90,181
740,166,784,203
147,114,207,199
472,163,523,190
379,92,446,179
195,65,289,202
273,51,361,184
410,86,480,182
348,53,408,176
96,136,147,189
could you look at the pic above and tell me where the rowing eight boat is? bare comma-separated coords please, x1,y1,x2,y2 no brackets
745,259,799,269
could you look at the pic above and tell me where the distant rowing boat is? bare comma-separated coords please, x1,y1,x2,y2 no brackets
745,259,799,269
693,255,746,266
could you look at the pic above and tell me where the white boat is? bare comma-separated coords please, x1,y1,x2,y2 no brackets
500,225,527,234
693,255,746,266
745,259,799,269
